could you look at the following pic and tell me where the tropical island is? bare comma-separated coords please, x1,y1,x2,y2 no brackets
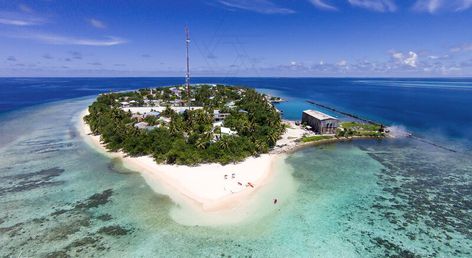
80,84,387,216
84,84,285,165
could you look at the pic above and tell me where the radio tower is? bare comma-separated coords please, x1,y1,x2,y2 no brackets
185,26,191,107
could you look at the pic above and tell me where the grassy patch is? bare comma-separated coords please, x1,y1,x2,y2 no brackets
301,135,335,143
341,122,381,131
338,121,385,138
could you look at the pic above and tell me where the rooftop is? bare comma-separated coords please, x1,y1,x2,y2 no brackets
303,110,337,121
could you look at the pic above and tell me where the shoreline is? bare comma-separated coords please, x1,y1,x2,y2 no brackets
78,109,285,220
77,107,389,225
287,135,385,154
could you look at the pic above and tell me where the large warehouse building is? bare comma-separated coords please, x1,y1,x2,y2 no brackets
301,110,339,134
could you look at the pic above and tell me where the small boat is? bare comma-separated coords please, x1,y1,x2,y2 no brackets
247,182,254,188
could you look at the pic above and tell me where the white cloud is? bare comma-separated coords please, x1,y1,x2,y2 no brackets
392,51,418,67
217,0,295,14
308,0,338,10
348,0,397,12
10,33,126,46
89,18,107,29
337,60,348,66
0,11,45,26
413,0,472,13
404,51,418,67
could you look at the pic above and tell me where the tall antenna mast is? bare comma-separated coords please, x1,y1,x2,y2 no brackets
185,26,190,107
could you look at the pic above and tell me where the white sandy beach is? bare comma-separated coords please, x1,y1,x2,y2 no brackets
77,109,304,225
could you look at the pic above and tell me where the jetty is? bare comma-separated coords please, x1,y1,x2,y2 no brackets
306,100,382,126
306,100,458,153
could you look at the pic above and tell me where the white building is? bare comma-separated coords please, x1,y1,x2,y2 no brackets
220,127,237,136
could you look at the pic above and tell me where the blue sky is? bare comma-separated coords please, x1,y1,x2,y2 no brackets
1,0,471,77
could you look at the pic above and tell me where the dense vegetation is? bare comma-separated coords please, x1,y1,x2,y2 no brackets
84,85,285,165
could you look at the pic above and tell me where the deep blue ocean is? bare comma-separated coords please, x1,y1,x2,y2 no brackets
2,77,471,147
1,77,471,257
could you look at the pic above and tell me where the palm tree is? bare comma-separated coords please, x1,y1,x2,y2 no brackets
203,130,213,142
267,128,280,146
218,136,230,150
195,138,207,149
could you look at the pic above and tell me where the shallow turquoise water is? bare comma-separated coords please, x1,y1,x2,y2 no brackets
1,97,471,257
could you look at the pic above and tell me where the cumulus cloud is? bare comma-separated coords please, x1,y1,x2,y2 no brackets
404,52,418,67
308,0,338,10
265,50,466,76
413,0,472,13
11,33,126,46
348,0,397,12
216,0,295,14
391,51,418,67
88,18,107,29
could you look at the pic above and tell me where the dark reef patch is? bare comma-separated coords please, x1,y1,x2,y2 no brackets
371,237,420,257
65,235,103,250
17,138,75,154
354,140,472,256
95,214,113,221
97,225,133,236
1,189,119,257
46,217,91,241
0,167,65,195
0,222,24,238
75,189,113,209
45,250,70,258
